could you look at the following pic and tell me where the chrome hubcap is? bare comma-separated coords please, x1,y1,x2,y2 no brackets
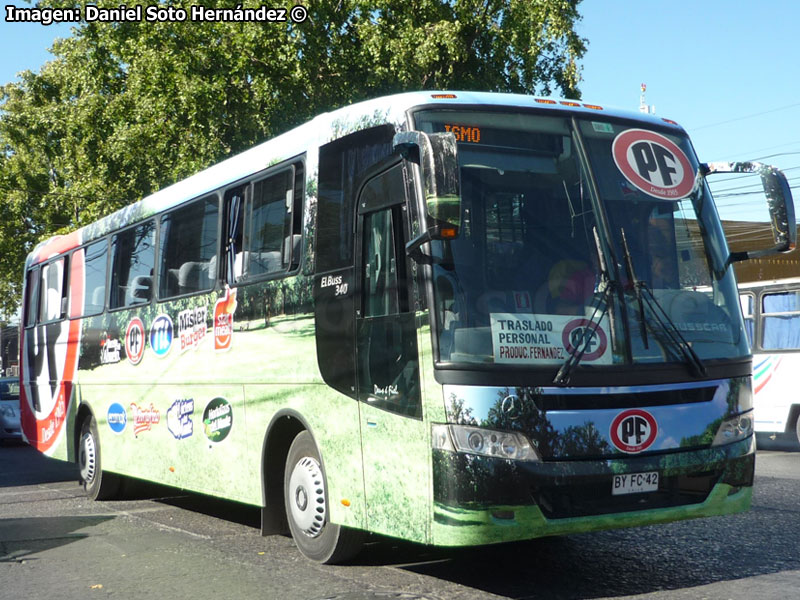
79,431,97,484
288,456,326,537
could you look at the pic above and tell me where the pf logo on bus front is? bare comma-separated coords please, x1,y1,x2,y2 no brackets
610,409,658,453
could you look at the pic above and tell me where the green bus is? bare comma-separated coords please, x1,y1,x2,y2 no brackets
19,92,795,563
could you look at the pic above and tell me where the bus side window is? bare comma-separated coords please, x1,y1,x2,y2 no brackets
39,257,67,323
110,220,156,309
70,239,108,318
739,292,755,347
24,267,40,328
245,167,295,279
761,290,800,350
158,196,219,298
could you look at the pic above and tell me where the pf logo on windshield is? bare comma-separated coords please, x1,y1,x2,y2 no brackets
612,129,695,200
610,409,658,453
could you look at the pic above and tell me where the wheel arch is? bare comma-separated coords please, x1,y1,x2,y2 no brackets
260,409,317,535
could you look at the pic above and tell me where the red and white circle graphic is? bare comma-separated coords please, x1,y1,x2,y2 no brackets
125,317,146,365
562,318,608,362
610,409,658,453
612,129,695,200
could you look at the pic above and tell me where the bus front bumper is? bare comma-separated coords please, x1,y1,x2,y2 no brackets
430,436,754,546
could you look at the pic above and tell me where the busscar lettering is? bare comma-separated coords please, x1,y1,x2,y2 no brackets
5,6,81,25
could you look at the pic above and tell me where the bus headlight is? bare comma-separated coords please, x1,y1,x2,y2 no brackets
432,424,539,462
712,411,754,446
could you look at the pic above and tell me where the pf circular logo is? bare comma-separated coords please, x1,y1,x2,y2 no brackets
562,319,608,362
612,129,695,200
125,317,146,365
149,314,174,358
610,409,658,453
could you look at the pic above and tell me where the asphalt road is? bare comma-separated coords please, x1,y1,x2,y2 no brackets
1,440,798,600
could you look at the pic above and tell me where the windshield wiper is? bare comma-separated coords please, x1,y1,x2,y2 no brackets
638,285,707,377
618,228,707,378
553,227,613,386
620,229,648,350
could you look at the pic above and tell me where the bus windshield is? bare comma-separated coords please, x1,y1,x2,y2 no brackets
413,110,747,370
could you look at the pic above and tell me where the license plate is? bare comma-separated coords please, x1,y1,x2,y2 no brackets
612,471,659,495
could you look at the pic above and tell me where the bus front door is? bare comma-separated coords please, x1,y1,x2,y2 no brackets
355,160,430,543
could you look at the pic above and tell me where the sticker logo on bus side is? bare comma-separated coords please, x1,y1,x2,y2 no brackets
612,129,695,200
610,409,658,453
130,402,160,437
203,397,232,443
214,288,237,352
125,317,146,365
149,314,174,358
167,398,194,440
178,306,208,352
107,403,127,434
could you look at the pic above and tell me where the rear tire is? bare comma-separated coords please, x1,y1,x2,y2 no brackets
284,431,363,563
79,415,120,500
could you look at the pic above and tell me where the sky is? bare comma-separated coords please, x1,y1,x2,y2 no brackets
1,0,799,221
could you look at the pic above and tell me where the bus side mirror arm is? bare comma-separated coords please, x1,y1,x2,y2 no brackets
393,131,462,245
405,231,434,264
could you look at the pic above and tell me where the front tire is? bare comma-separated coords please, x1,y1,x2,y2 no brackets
79,415,120,500
284,431,363,563
795,413,800,448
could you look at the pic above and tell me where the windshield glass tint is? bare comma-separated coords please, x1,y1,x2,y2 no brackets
414,110,748,369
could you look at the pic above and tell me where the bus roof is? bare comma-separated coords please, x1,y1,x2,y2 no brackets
26,90,686,267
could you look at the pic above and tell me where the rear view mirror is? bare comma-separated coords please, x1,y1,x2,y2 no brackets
393,131,461,256
705,161,796,263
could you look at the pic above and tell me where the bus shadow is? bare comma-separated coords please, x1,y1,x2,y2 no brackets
756,432,800,452
118,480,262,528
0,515,114,564
0,443,79,488
355,510,800,599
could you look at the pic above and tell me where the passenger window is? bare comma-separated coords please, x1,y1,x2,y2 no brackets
739,293,754,347
159,196,219,298
110,221,156,309
39,258,67,323
71,239,108,317
24,268,40,328
762,291,800,350
240,166,301,280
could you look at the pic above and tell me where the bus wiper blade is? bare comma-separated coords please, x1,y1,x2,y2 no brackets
617,228,705,377
638,284,707,378
553,227,612,386
553,290,610,386
620,228,649,350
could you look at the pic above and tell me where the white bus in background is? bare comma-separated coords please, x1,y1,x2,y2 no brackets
739,278,800,446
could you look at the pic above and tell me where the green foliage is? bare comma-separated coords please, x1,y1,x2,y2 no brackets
0,0,586,317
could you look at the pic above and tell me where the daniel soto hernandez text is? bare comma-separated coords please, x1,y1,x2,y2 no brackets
5,4,309,25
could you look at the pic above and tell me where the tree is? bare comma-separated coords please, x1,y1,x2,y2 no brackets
0,0,586,316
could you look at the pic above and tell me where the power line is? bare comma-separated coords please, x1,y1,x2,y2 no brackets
691,103,800,131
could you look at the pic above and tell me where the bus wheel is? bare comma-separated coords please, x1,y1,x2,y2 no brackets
78,415,120,501
284,431,363,563
795,413,800,448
